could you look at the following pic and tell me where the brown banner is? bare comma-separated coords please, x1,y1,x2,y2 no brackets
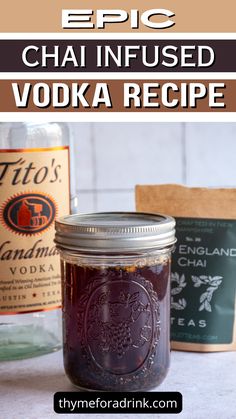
0,79,234,112
0,40,235,72
0,1,235,32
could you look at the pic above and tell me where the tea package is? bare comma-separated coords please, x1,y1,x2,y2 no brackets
136,184,236,352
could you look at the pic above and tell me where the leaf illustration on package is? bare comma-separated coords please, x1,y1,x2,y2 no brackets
171,272,187,310
191,275,223,312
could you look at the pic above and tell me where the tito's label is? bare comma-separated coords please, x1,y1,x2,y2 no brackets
0,147,70,314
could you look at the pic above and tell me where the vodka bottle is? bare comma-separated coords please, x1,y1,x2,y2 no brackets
0,122,73,360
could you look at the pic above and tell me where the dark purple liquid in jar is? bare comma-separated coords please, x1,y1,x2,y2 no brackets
62,257,170,391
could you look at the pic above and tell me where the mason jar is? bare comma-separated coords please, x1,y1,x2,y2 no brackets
55,212,176,391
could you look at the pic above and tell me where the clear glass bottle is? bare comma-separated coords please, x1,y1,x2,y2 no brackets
0,122,74,360
55,212,176,391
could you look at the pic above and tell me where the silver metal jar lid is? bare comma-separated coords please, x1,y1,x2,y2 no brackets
55,212,176,253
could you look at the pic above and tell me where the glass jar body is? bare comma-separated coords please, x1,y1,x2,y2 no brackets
0,122,73,360
60,248,172,391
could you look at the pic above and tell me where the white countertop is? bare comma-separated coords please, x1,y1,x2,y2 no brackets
0,350,235,419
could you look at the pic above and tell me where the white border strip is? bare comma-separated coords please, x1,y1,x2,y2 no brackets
0,33,236,40
3,73,236,79
0,113,236,122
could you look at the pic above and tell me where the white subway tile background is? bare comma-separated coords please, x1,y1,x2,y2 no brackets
69,122,236,213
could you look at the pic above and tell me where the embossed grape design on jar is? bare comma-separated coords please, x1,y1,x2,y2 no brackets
55,212,176,391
